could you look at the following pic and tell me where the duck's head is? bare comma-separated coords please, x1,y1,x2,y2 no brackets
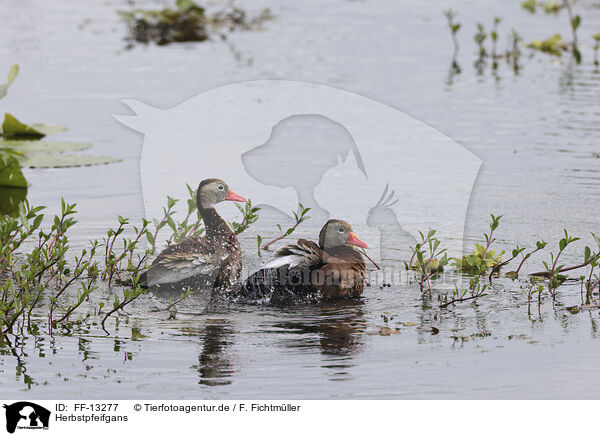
197,178,246,209
319,219,368,250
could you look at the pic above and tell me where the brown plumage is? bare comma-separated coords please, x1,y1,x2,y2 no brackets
240,219,367,303
139,179,246,290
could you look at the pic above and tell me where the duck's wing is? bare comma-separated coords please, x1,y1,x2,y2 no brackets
314,250,366,298
240,239,322,302
262,239,324,270
141,237,222,287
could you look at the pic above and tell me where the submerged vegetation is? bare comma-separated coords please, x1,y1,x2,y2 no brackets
521,0,581,61
118,0,273,45
445,0,597,80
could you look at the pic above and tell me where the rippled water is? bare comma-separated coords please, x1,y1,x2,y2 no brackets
1,0,600,398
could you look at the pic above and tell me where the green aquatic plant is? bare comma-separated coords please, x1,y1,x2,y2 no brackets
231,200,260,235
490,17,502,63
585,256,599,302
528,233,600,301
519,276,542,316
0,200,82,334
0,152,27,189
474,23,488,58
521,0,537,13
455,243,503,275
408,229,449,294
439,276,488,309
261,203,311,250
506,29,523,73
100,281,148,334
0,190,262,336
521,0,565,14
527,34,568,56
490,240,548,279
443,9,461,58
522,0,581,61
538,229,580,299
543,0,563,14
0,65,119,197
593,32,600,66
165,184,203,245
256,235,262,256
0,64,18,101
488,244,526,280
454,214,504,275
118,0,272,46
503,240,548,278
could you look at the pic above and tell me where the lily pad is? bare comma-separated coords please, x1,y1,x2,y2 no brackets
21,153,121,168
2,113,45,138
29,123,68,136
0,186,27,216
0,139,92,154
0,152,27,188
0,64,19,100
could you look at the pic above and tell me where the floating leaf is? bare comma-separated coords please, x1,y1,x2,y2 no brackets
0,64,19,100
21,153,121,168
527,34,567,56
2,113,45,138
29,123,68,136
0,185,27,216
521,0,536,13
0,152,27,188
0,139,92,154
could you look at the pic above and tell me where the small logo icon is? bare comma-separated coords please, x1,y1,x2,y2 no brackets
3,402,50,434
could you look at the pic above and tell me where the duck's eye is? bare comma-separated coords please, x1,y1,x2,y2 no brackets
338,227,345,233
218,185,224,191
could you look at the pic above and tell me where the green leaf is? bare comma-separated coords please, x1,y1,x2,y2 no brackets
20,153,121,168
0,186,27,216
2,113,45,138
521,0,536,13
0,64,19,100
585,246,591,262
0,152,27,188
28,123,68,136
572,15,581,31
0,139,91,154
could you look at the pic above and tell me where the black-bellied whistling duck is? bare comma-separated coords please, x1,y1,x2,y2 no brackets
139,178,246,290
240,219,367,303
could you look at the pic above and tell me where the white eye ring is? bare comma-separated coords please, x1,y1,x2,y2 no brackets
338,227,345,233
218,185,224,190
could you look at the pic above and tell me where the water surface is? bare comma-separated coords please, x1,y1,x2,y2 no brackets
1,0,600,399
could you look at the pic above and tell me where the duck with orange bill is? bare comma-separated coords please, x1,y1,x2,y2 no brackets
138,178,247,290
240,219,367,304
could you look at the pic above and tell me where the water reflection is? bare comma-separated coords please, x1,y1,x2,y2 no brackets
272,300,366,380
194,319,235,386
0,334,34,388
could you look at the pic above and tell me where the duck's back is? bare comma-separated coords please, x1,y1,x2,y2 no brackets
239,240,365,303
